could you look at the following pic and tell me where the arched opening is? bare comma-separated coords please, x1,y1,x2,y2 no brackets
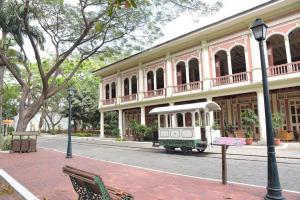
215,50,228,77
185,112,192,127
266,34,287,66
176,113,184,127
289,28,300,62
176,62,186,85
111,82,116,98
156,68,164,89
147,71,154,91
105,84,110,99
230,45,246,74
124,78,129,96
131,76,137,94
188,58,200,82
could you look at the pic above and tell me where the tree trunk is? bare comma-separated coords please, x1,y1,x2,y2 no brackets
0,66,4,134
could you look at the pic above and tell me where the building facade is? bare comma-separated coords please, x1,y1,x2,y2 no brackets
93,0,300,142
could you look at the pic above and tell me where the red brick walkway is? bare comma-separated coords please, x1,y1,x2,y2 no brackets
0,149,299,200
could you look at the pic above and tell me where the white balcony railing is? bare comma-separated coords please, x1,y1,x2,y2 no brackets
211,71,251,87
102,98,117,105
144,88,165,99
173,81,202,93
268,61,300,77
121,94,137,102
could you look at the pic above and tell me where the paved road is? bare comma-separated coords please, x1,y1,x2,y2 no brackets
38,137,300,192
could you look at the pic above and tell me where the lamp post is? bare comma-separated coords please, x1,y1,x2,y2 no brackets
250,19,284,200
66,88,75,159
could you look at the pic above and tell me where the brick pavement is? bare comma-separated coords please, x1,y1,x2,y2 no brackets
0,149,299,200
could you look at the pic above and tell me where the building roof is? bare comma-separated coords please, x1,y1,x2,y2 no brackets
149,102,221,114
93,0,299,77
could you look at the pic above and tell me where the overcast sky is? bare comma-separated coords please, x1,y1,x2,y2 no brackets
154,0,269,45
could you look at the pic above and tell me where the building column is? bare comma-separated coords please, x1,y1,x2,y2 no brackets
207,97,214,126
138,63,144,100
249,32,262,82
284,35,292,63
118,109,123,139
100,111,104,138
257,90,267,142
141,106,145,125
201,41,211,90
166,53,173,97
227,51,233,75
185,61,190,84
99,79,103,108
154,71,157,90
117,71,122,104
129,78,132,96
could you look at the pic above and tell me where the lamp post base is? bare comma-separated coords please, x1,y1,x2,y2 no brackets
66,154,72,159
265,194,285,200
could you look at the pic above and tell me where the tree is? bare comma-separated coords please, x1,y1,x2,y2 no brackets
0,0,222,131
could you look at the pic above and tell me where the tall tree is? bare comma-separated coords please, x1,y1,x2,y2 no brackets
0,0,222,131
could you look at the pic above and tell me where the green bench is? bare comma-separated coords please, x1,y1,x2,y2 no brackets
63,166,134,200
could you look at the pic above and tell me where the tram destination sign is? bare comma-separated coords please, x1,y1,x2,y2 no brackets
213,137,246,146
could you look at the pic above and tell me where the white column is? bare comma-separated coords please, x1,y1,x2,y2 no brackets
244,47,250,72
227,51,233,75
117,71,122,104
207,97,214,126
201,41,211,90
129,78,132,95
154,71,157,90
284,35,292,63
165,53,173,97
100,112,104,138
185,61,190,83
249,33,262,82
118,109,123,139
99,79,103,108
141,106,145,125
138,63,144,100
257,90,267,142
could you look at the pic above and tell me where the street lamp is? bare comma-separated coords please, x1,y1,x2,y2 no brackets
250,19,285,200
66,88,75,159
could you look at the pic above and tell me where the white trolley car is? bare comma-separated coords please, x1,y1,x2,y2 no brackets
150,102,221,153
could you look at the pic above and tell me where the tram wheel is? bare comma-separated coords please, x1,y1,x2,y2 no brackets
165,147,175,153
197,148,205,153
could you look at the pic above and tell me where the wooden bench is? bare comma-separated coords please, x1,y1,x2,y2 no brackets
63,166,134,200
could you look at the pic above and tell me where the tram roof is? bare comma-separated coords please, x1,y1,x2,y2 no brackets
149,102,221,114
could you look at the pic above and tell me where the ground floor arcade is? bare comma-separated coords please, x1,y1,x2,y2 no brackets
99,86,300,142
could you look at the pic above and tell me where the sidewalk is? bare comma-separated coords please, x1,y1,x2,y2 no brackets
42,134,300,159
0,149,299,200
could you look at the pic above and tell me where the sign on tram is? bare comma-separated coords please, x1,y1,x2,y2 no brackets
212,137,246,146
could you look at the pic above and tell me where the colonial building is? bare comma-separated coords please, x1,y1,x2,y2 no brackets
93,0,300,141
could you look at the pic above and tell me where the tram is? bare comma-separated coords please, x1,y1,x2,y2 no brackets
149,102,221,153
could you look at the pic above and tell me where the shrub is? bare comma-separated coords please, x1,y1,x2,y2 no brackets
0,136,12,151
241,109,258,138
272,112,284,138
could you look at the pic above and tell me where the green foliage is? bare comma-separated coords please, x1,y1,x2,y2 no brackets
2,84,20,119
129,120,152,138
0,136,12,151
72,132,98,137
224,123,235,137
241,109,258,138
104,111,119,136
272,112,284,137
212,122,220,130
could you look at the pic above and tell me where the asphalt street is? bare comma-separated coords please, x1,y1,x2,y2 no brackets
38,137,300,192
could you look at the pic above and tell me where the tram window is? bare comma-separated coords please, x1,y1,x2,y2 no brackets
160,115,165,128
176,113,184,127
195,112,200,127
185,112,192,127
200,111,205,127
168,114,173,127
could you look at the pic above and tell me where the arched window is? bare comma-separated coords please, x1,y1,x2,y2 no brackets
156,68,164,89
147,71,154,91
160,115,165,128
111,82,116,98
131,76,137,94
266,35,287,66
176,62,186,85
124,78,129,96
289,28,300,62
188,58,200,82
230,45,246,74
105,84,110,99
185,112,192,127
215,50,228,77
176,113,184,127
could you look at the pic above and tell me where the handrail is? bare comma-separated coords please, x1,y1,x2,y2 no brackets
212,71,250,86
121,94,137,102
268,61,300,77
102,98,116,105
144,88,165,98
173,81,202,93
